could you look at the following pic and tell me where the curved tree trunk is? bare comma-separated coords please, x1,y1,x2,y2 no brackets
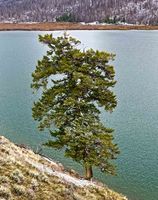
85,164,93,180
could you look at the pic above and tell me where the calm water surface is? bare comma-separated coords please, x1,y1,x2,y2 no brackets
0,30,158,200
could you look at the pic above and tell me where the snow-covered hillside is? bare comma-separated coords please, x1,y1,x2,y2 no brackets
0,0,157,25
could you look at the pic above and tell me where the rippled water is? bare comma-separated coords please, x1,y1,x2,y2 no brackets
0,31,158,200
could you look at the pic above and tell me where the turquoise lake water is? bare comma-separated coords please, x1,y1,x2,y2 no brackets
0,31,158,200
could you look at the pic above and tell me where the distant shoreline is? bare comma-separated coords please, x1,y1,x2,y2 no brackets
0,22,158,31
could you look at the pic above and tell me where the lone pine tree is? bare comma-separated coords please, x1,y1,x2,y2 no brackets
32,33,119,180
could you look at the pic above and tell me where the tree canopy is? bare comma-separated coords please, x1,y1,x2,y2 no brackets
32,33,119,179
56,13,76,22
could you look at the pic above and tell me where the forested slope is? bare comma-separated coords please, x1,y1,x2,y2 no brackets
0,0,158,25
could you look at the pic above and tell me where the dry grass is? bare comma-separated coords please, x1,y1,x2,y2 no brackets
0,136,127,200
0,22,158,31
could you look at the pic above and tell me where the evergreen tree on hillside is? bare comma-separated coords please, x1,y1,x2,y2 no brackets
31,33,119,179
56,13,76,22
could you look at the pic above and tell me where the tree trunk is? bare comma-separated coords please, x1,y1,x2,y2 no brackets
85,164,93,180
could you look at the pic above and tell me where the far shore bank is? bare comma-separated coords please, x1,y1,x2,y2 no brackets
0,22,158,31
